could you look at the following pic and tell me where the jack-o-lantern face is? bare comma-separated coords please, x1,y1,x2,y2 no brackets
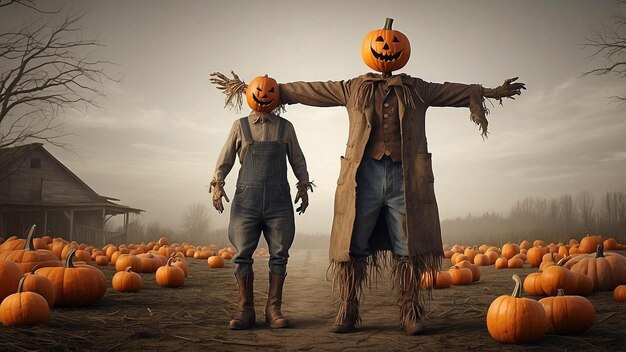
246,75,279,113
361,18,411,74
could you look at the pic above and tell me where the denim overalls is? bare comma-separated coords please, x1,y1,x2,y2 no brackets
228,117,295,276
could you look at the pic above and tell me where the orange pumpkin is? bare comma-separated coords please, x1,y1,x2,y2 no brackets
94,255,109,266
420,270,452,289
507,257,524,269
22,265,55,307
502,243,520,260
538,289,596,334
246,75,280,113
455,260,479,280
0,277,50,326
569,244,626,291
0,259,22,302
360,18,410,74
115,254,143,273
495,257,508,269
155,257,185,288
523,272,544,296
603,238,618,250
487,274,547,344
578,236,598,254
35,249,106,307
541,265,578,296
448,266,473,285
171,257,189,278
0,225,61,273
615,285,626,302
208,255,225,268
112,267,143,293
526,247,545,267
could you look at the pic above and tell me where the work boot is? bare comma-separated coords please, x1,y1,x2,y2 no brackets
330,260,367,333
229,272,256,329
265,272,290,328
393,258,426,335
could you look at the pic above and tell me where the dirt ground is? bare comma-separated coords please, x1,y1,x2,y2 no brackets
1,249,625,352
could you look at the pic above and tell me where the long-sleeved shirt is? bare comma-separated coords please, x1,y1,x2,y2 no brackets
212,111,309,184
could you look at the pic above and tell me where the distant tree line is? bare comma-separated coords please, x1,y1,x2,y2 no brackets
116,203,330,249
441,191,626,247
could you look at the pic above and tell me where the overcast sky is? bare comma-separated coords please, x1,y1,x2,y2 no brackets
2,0,625,235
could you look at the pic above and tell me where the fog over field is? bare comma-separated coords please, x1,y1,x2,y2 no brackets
2,0,624,241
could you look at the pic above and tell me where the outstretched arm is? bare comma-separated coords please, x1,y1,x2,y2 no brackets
279,80,352,107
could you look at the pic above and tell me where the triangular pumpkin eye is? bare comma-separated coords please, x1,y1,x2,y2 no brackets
375,36,384,42
256,87,262,91
268,87,274,93
393,36,400,42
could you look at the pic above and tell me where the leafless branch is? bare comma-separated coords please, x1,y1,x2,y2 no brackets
581,1,626,100
0,0,60,14
0,10,116,149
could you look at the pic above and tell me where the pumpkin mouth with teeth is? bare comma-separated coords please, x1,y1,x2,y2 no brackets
252,92,274,106
246,75,279,113
370,47,403,62
361,18,411,74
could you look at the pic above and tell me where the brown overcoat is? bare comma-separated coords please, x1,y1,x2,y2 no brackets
279,73,485,263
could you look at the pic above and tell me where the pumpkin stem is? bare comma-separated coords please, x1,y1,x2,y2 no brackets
125,266,134,273
511,274,522,298
166,257,175,266
65,249,77,268
596,244,604,258
31,260,52,274
25,224,37,251
556,255,572,266
17,276,26,293
384,17,394,30
557,288,565,296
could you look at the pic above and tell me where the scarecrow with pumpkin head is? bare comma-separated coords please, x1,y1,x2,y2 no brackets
209,74,314,330
211,18,525,335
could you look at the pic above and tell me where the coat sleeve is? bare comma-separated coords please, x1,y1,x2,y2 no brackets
413,78,488,136
415,79,483,108
279,80,353,107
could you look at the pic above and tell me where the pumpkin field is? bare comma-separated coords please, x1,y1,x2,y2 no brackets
0,232,625,351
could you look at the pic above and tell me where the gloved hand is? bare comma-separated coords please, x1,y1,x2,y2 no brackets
209,179,230,213
294,181,315,215
483,77,526,104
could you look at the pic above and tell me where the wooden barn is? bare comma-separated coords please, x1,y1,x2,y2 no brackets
0,143,142,246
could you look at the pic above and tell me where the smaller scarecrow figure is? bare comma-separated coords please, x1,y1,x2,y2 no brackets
209,73,314,330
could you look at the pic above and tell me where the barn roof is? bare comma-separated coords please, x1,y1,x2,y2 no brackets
0,143,143,214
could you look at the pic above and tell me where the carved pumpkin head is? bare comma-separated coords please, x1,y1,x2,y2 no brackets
361,18,411,74
246,75,279,113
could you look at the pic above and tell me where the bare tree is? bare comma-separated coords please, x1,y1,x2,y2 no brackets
583,0,626,101
558,195,575,235
181,203,211,243
0,2,114,154
576,191,595,230
145,221,176,243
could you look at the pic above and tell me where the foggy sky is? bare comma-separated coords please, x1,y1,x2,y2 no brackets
2,0,624,234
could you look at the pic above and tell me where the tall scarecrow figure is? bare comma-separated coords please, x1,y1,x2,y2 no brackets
212,18,525,335
209,74,314,330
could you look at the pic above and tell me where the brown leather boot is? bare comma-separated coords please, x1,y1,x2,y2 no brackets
229,272,256,330
265,272,290,328
330,260,367,333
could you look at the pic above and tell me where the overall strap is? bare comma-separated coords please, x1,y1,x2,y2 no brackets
239,117,254,144
277,118,286,144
